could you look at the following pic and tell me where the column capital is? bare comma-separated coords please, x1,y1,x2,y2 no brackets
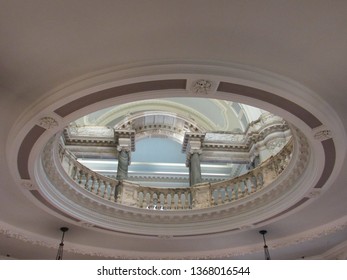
182,132,205,153
114,129,136,152
182,132,205,167
116,146,131,152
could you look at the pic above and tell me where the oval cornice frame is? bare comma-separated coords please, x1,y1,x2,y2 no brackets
5,62,346,257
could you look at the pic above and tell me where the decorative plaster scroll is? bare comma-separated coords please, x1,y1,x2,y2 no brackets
238,225,254,231
313,126,333,141
79,222,94,228
307,189,322,198
20,180,36,190
38,117,59,130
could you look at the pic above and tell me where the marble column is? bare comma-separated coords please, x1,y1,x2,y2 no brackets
114,129,135,180
116,148,130,180
189,151,202,186
114,129,135,202
182,132,205,188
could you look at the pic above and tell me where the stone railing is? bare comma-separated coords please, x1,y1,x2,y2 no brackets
205,138,292,208
58,138,293,210
58,145,119,202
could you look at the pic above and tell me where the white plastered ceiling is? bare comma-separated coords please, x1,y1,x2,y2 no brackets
0,1,347,259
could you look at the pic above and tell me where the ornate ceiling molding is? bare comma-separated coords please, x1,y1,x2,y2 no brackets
6,62,345,259
36,128,311,238
1,214,347,259
191,79,214,94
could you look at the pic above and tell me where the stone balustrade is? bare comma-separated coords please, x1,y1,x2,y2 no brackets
206,139,292,207
136,185,192,210
58,145,119,202
58,138,293,210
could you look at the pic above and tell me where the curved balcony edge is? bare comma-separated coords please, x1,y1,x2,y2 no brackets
56,137,294,211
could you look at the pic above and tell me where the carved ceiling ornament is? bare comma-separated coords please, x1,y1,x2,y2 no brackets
313,125,333,141
192,79,213,94
38,116,59,130
79,222,94,228
307,189,322,198
20,180,36,190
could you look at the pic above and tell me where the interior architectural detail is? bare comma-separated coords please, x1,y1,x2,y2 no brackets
191,79,214,94
38,117,59,130
1,2,347,260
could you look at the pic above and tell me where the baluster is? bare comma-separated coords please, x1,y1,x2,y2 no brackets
138,191,144,207
180,192,186,209
109,183,116,202
78,169,84,184
257,170,264,188
71,166,78,181
102,181,108,199
92,177,97,194
222,186,227,201
245,179,249,195
215,188,220,204
226,185,233,201
174,191,179,209
273,158,279,175
163,192,168,209
159,193,165,209
234,182,239,200
106,181,111,199
210,188,215,205
58,145,64,161
220,187,226,203
238,181,244,197
89,176,95,193
67,158,73,175
277,156,284,174
84,174,90,190
251,174,257,192
285,150,291,165
95,179,101,196
212,189,218,205
173,193,179,209
220,187,225,202
145,191,150,208
187,191,192,209
152,192,158,209
245,177,251,194
101,180,106,198
152,192,158,210
100,180,105,197
175,191,179,209
167,193,172,210
115,181,121,201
